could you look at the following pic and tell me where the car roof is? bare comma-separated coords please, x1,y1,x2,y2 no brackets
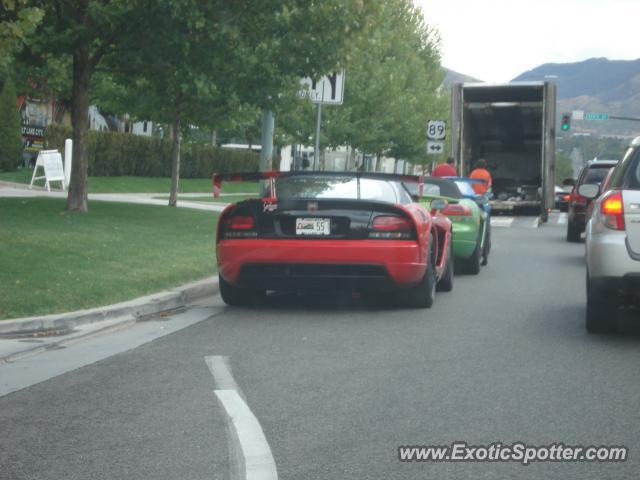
586,160,618,168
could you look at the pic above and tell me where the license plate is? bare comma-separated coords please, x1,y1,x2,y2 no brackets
296,217,330,235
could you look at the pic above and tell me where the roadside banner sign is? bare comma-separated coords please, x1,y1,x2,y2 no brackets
30,149,66,192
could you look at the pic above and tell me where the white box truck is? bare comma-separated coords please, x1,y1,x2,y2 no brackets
450,82,557,221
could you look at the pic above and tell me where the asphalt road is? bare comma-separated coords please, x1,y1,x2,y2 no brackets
2,217,640,480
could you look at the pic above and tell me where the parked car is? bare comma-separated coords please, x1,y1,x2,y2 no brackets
566,160,619,242
406,177,490,274
214,172,454,308
554,185,571,212
585,166,615,221
582,138,640,333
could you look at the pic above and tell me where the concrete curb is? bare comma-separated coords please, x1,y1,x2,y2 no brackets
0,276,219,335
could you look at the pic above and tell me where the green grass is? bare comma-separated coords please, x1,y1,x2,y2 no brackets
0,198,219,320
0,169,258,194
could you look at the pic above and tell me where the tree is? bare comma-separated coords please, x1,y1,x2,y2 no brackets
280,0,445,172
10,1,152,212
0,77,23,171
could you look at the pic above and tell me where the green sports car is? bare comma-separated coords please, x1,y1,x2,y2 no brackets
408,177,490,274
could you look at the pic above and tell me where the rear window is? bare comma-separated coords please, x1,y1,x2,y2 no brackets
275,176,400,203
583,165,615,184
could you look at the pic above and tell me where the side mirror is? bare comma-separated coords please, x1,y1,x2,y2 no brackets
430,198,448,211
577,183,600,200
562,178,576,187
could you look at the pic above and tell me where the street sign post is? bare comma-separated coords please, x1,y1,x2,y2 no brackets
584,112,610,120
427,120,446,140
297,71,345,170
298,71,345,105
427,141,444,155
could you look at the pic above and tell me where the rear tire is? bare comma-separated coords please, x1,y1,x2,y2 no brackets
566,220,581,242
219,274,265,307
458,242,481,275
437,238,454,292
586,275,617,334
396,235,436,308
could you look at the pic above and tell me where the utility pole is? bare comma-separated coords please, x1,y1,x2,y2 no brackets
259,109,274,171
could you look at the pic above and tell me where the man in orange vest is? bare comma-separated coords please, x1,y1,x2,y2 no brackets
469,158,492,195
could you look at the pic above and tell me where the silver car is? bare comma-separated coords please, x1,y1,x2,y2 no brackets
582,136,640,333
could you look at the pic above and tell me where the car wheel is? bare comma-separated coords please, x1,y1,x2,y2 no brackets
586,275,617,334
219,274,265,306
437,237,454,292
458,241,481,275
397,235,436,308
566,220,581,242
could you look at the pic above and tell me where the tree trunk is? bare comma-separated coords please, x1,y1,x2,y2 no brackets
66,45,91,212
168,113,181,207
211,129,217,146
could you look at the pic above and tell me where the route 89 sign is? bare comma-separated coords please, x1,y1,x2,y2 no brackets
427,120,446,140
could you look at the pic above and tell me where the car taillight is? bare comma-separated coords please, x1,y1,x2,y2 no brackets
222,216,257,238
441,204,472,216
600,191,625,230
369,215,414,239
563,194,571,202
572,190,587,205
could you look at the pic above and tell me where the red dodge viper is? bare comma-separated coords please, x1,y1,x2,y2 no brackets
213,172,453,308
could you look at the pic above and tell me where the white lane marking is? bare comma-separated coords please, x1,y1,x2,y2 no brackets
529,217,540,229
205,355,278,480
558,213,568,225
491,217,514,228
215,390,279,480
205,355,243,397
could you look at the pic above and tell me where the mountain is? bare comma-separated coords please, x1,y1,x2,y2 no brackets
513,58,640,136
442,67,481,87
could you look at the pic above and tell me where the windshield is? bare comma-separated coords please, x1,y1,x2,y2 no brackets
275,176,401,203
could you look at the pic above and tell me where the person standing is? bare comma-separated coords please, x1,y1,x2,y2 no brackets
432,157,458,177
469,158,492,195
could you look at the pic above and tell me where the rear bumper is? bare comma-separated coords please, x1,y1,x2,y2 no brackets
586,225,640,287
217,239,426,291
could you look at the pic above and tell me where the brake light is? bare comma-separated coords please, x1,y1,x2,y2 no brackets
370,215,414,239
441,204,472,216
372,215,412,231
600,191,625,230
225,216,255,230
572,190,587,205
563,194,571,202
222,215,257,238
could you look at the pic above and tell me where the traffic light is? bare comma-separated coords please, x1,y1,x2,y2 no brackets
561,113,571,131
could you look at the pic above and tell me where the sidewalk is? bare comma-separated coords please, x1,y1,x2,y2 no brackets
0,181,229,212
0,276,219,363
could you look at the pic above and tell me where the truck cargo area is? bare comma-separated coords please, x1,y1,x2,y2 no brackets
451,82,555,219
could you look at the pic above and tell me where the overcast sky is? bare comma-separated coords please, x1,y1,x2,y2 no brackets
416,0,638,82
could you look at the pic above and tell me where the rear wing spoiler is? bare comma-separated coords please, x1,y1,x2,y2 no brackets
212,171,425,198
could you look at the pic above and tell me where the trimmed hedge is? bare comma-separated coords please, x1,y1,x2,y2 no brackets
45,124,259,178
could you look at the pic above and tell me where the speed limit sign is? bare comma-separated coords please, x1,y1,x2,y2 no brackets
427,120,446,140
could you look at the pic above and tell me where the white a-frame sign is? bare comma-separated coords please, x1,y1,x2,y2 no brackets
30,150,66,192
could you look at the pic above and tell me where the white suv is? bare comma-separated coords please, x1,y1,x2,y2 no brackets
582,136,640,333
